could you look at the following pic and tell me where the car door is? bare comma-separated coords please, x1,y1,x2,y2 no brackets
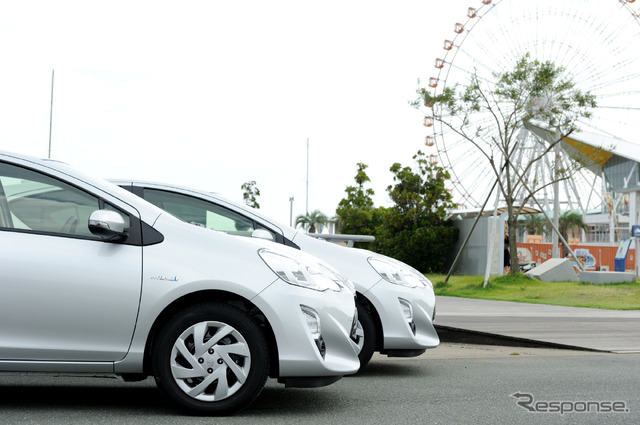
0,161,142,363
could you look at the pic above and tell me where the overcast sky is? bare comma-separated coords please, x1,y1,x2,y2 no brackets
0,0,465,224
2,1,638,226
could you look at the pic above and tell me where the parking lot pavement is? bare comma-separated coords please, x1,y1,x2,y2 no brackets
434,296,640,353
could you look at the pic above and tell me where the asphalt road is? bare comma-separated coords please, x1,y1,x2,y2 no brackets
0,344,638,425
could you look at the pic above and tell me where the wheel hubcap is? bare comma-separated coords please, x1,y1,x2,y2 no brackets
170,321,251,402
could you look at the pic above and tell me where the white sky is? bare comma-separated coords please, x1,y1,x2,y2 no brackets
5,1,637,226
0,0,464,224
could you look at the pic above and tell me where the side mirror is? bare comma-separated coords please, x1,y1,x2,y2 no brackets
251,228,274,241
89,210,127,241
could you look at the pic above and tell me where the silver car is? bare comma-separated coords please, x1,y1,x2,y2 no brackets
112,180,440,367
0,151,360,415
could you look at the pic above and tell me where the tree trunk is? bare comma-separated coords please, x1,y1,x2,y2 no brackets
506,207,519,275
509,228,519,274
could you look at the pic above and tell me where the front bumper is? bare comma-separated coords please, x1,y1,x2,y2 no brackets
252,279,360,379
365,280,439,352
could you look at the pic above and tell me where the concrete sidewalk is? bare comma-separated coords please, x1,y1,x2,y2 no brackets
434,296,640,353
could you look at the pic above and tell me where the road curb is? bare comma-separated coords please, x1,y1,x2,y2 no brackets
435,325,606,352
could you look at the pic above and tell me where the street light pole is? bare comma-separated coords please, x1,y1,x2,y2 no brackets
306,138,309,215
289,197,294,227
48,69,54,159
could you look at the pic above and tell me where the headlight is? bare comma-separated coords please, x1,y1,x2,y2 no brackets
368,257,433,289
317,262,356,294
259,249,352,292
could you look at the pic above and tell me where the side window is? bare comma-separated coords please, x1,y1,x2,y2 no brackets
0,161,100,237
143,189,259,237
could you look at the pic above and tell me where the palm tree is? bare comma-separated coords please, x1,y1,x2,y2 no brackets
295,210,328,233
559,211,588,241
519,213,547,237
558,211,588,257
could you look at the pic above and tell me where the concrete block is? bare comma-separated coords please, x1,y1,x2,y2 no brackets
525,258,578,282
579,271,636,284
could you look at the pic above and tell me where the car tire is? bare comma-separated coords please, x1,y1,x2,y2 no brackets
355,302,376,368
152,302,269,415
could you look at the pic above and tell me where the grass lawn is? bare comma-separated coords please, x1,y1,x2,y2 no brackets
426,273,640,310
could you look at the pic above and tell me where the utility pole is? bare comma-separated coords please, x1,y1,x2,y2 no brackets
289,197,294,227
48,69,54,159
306,138,309,214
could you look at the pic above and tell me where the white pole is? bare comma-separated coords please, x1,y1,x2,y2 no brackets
552,146,560,257
48,69,54,159
289,196,294,227
306,138,309,215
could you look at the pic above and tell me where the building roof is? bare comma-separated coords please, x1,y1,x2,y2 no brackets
527,123,640,171
448,205,542,220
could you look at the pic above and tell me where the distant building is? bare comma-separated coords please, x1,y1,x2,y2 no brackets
528,125,639,246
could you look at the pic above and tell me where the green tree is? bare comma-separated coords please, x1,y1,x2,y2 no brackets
558,210,588,257
241,181,260,209
559,211,588,240
413,53,597,273
335,162,384,241
295,210,328,233
385,151,454,228
373,151,458,273
518,213,547,237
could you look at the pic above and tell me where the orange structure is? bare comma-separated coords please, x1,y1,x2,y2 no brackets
517,242,636,272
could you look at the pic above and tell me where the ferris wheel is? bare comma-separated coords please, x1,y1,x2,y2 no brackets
422,0,640,213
